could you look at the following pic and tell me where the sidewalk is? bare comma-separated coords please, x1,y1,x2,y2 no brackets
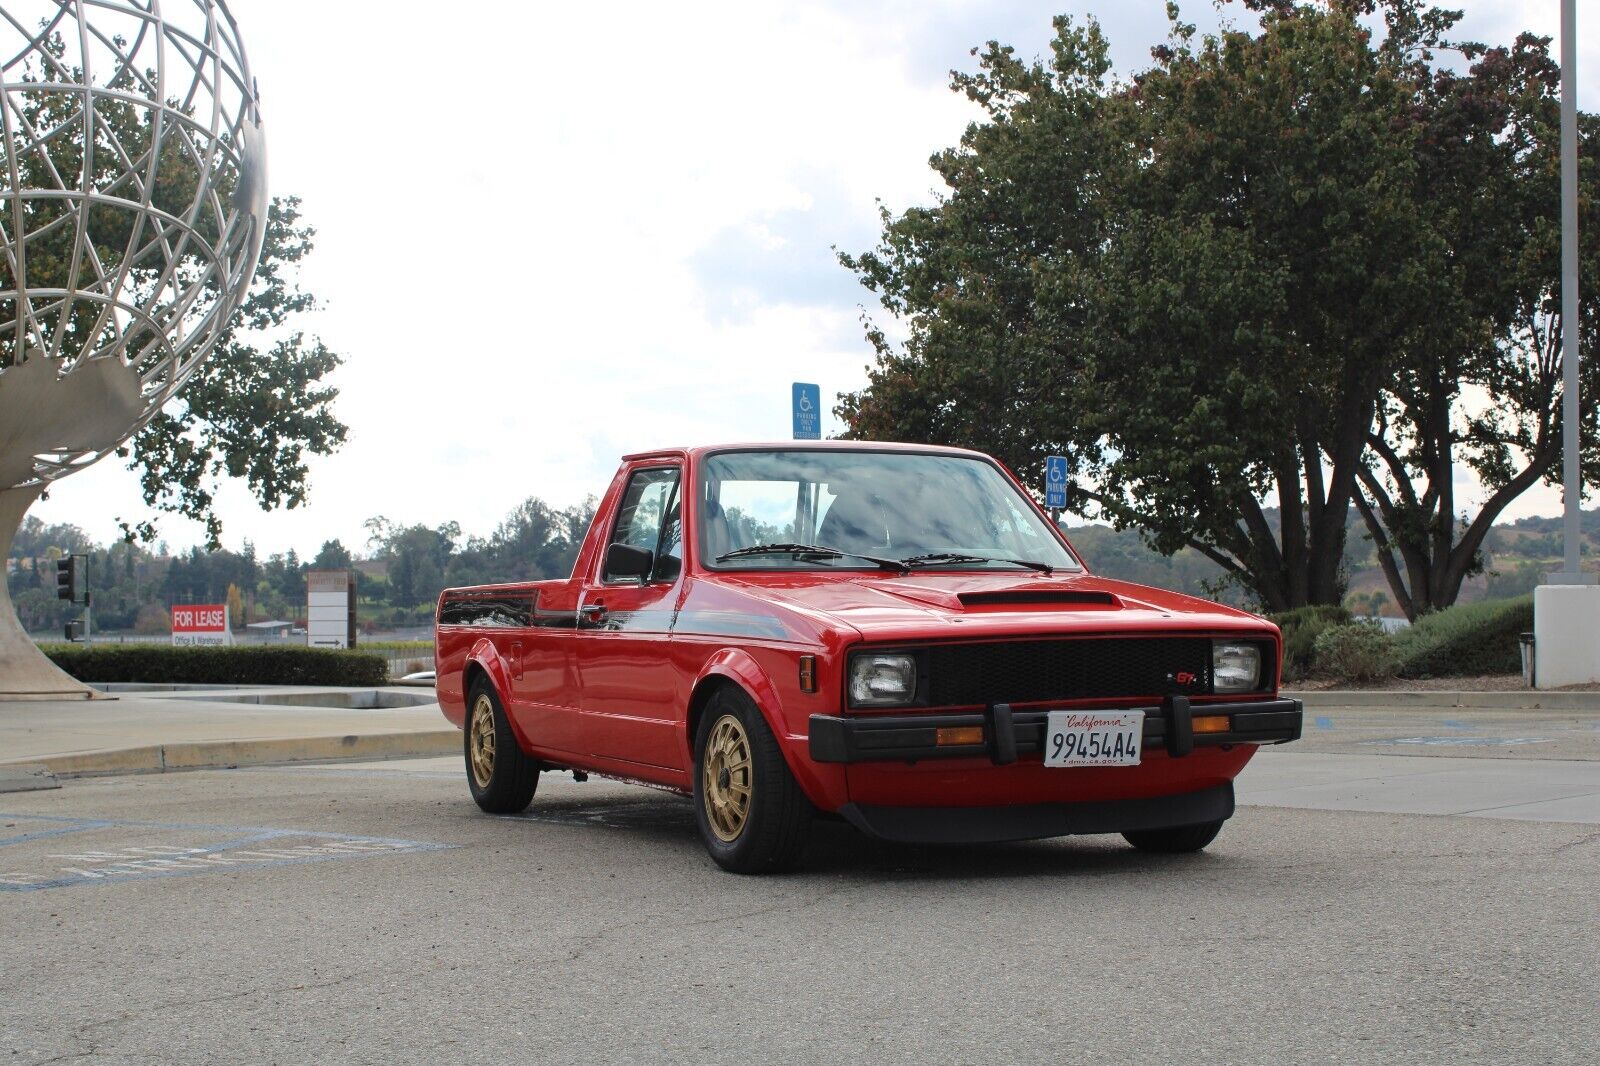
2,685,1597,791
0,686,457,786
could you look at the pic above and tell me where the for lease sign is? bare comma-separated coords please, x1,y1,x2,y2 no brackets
171,604,232,646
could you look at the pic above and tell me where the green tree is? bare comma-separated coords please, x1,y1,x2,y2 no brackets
311,539,353,570
838,0,1597,613
483,496,597,582
366,518,460,611
1352,37,1600,616
121,197,348,547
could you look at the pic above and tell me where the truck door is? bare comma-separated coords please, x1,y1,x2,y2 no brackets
507,578,586,757
574,464,686,769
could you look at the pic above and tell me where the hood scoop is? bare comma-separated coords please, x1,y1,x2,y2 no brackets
957,589,1120,609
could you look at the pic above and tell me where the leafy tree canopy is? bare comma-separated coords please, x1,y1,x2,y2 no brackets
839,0,1598,614
312,539,353,570
118,196,347,548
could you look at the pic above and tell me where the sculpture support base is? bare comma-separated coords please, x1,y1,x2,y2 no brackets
0,485,98,701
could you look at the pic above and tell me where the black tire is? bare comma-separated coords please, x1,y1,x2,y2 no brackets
465,679,539,814
1122,818,1225,854
693,687,812,874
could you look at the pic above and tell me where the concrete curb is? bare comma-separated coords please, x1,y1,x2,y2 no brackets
0,729,460,779
0,762,59,793
1287,690,1600,711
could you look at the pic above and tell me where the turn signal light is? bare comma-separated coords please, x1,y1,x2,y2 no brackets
936,726,985,746
798,656,817,693
1192,715,1230,734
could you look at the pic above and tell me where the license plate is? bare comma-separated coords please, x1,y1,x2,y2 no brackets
1043,710,1144,767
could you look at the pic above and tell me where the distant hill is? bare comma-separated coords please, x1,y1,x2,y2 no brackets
1064,507,1600,615
1063,524,1244,604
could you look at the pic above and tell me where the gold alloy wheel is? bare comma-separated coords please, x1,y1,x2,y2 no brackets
469,693,496,789
702,713,753,842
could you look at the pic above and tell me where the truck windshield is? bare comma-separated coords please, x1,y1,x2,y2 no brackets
698,449,1081,571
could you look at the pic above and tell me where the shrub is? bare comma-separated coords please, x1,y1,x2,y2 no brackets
1312,622,1397,683
1392,595,1533,678
1267,604,1353,681
41,644,389,686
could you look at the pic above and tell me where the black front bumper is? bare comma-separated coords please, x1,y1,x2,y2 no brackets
839,782,1235,844
809,696,1303,765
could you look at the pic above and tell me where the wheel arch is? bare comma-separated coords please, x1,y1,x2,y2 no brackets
685,673,743,760
686,650,786,745
462,658,491,708
684,649,837,807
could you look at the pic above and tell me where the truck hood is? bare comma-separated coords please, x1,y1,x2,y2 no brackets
713,570,1274,642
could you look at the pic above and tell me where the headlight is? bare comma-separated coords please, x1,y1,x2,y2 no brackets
1212,641,1262,693
849,653,918,706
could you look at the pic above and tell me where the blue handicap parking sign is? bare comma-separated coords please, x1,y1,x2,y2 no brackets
1045,455,1069,509
792,382,821,440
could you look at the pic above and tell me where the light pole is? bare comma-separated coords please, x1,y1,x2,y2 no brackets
1556,0,1586,583
1533,0,1599,687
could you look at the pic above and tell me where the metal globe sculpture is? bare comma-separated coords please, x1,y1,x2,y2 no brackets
0,0,266,696
0,0,267,487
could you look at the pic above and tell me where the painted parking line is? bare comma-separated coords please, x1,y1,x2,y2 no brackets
0,813,453,893
0,819,114,847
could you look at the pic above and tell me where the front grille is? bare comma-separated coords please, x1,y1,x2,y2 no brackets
924,637,1214,706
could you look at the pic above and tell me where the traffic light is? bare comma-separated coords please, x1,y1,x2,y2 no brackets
63,619,82,642
55,556,76,602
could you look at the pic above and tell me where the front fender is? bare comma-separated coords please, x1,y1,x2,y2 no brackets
688,648,846,812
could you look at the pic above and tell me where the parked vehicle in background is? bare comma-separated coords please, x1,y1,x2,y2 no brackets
435,442,1301,873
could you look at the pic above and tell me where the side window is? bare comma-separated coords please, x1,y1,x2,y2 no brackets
606,467,681,582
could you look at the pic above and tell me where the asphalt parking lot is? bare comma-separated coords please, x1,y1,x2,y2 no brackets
3,738,1596,1066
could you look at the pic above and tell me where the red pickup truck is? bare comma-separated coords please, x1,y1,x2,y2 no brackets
435,442,1301,873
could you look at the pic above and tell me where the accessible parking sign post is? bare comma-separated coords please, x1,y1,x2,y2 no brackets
792,382,821,440
1045,455,1069,523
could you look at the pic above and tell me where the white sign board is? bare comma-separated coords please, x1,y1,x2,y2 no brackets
306,570,355,649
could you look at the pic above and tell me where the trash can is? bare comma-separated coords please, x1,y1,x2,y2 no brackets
1519,631,1536,688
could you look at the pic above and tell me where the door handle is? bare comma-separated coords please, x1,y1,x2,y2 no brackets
579,602,607,625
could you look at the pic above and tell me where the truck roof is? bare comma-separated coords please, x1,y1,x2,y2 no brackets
620,440,993,462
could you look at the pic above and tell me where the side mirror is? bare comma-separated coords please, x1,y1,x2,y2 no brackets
605,542,654,582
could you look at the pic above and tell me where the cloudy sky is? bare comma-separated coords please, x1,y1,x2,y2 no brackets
25,0,1600,557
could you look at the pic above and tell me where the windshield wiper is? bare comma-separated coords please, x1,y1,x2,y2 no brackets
900,552,1055,575
716,543,907,573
